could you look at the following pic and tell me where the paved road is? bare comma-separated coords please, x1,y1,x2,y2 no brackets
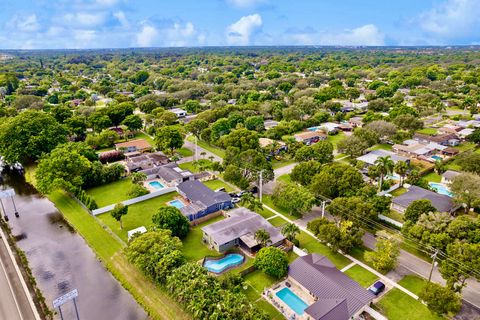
263,162,297,194
0,228,39,320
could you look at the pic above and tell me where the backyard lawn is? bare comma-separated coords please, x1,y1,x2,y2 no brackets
370,143,393,151
424,172,441,183
203,179,236,192
327,132,345,148
176,147,194,157
389,187,407,197
97,191,178,241
417,128,438,135
344,265,378,288
86,178,134,207
181,215,224,261
178,159,213,173
187,136,226,158
296,231,351,269
375,287,443,320
267,216,288,227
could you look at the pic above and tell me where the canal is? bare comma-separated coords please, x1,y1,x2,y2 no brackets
0,171,147,320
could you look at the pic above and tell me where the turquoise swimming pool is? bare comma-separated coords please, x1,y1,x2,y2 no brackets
203,253,244,273
429,182,453,197
168,199,185,209
148,181,165,189
276,287,309,315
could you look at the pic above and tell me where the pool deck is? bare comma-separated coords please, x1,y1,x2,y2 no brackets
144,178,167,192
264,280,315,320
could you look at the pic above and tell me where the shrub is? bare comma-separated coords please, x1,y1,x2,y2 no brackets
127,184,149,198
254,247,288,279
99,150,124,163
152,207,190,238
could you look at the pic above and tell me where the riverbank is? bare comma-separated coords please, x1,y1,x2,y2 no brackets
24,168,189,320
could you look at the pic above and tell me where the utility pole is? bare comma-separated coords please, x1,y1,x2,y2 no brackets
428,249,439,282
194,136,198,162
259,170,264,203
0,199,7,221
321,200,326,218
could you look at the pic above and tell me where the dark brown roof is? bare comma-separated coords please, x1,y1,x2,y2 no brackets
289,254,374,320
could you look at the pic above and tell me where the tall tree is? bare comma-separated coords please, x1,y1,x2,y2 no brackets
111,203,128,229
254,229,271,247
450,173,480,213
374,156,394,192
152,206,190,239
239,193,263,212
281,223,300,243
394,161,408,186
155,126,184,154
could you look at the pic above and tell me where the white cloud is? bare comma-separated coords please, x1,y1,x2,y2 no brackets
95,0,119,6
418,0,480,38
227,0,266,8
113,11,129,28
63,12,106,27
226,14,262,45
7,14,41,32
319,24,385,46
136,25,158,47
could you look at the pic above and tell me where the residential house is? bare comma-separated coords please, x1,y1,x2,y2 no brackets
391,185,457,214
320,122,341,134
294,131,327,145
201,207,285,253
441,170,460,184
357,149,409,166
115,139,152,153
170,108,187,118
177,180,232,221
125,152,170,173
413,133,460,146
348,117,363,128
142,162,194,185
259,138,287,155
392,140,447,160
438,125,462,135
287,254,375,320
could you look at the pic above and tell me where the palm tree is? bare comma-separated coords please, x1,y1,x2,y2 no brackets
281,223,300,243
394,161,408,187
254,229,271,247
434,159,445,175
240,193,263,212
374,156,395,192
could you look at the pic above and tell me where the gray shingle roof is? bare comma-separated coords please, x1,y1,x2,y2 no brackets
288,254,375,320
177,180,231,208
201,207,285,247
392,185,456,212
442,170,460,180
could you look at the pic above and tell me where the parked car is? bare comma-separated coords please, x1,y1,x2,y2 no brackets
228,192,237,198
249,186,258,194
232,197,241,204
368,281,385,296
215,187,226,192
236,190,248,198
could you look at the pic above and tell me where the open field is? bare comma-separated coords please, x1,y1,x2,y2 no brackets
344,265,378,288
86,178,134,207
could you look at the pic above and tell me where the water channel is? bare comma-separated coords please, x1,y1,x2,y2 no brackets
0,171,147,320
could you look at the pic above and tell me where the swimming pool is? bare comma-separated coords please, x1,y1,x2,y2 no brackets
148,181,164,189
431,155,442,161
276,287,309,315
429,182,453,197
203,253,244,273
307,126,320,131
168,199,185,209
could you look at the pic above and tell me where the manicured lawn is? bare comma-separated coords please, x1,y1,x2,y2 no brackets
262,195,299,221
182,215,224,261
456,142,476,152
375,288,443,320
86,179,134,207
255,299,284,320
389,187,407,197
255,207,276,219
424,172,441,183
398,275,429,296
187,136,225,158
135,131,155,145
417,128,438,135
268,216,288,227
327,132,345,149
370,143,393,151
382,210,405,223
203,179,236,192
271,158,295,169
276,174,291,183
176,147,194,157
178,159,212,173
47,190,189,320
297,231,351,269
97,191,178,241
344,265,378,288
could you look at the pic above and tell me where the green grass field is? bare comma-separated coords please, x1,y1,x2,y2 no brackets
178,159,213,173
297,231,351,269
370,143,393,151
267,216,288,227
389,187,407,197
187,136,226,158
271,159,295,169
182,215,224,261
344,265,378,288
327,132,345,149
176,147,194,157
276,174,291,183
97,192,178,241
86,179,134,207
261,195,299,221
398,275,429,296
203,179,236,192
417,128,438,135
424,172,441,183
375,287,443,320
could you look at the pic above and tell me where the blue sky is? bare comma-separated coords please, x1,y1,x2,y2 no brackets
1,0,480,49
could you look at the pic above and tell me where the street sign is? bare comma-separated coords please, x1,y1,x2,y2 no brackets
0,189,15,199
53,289,78,308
